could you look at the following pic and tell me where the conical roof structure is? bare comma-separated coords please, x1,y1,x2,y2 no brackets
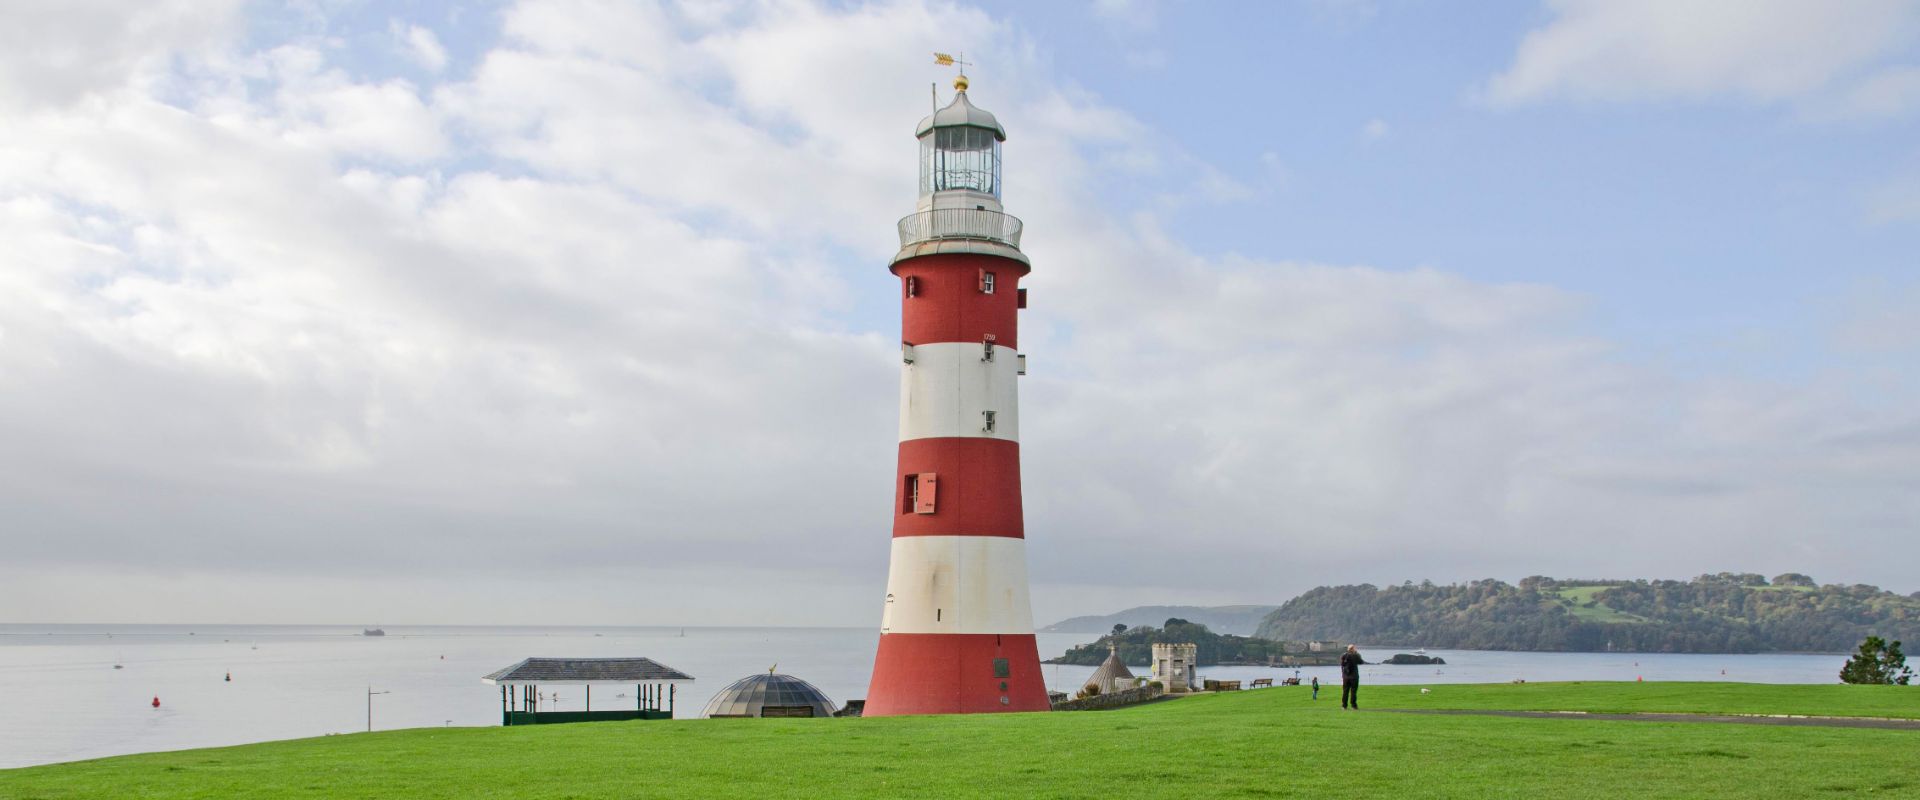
1083,644,1134,693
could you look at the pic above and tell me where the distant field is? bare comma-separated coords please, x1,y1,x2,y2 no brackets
1551,585,1651,623
3,683,1917,799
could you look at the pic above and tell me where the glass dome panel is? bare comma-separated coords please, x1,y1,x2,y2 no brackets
701,673,839,718
920,126,1001,198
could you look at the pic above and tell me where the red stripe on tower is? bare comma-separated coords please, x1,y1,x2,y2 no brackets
865,73,1047,716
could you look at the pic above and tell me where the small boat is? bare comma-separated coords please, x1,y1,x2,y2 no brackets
113,664,123,670
362,629,386,637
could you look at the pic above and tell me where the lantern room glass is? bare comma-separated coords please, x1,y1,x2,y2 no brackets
919,126,1001,198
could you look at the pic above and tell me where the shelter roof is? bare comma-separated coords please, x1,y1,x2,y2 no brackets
481,657,694,685
1085,645,1135,688
701,672,838,718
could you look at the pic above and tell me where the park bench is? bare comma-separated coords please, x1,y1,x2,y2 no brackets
1250,678,1274,688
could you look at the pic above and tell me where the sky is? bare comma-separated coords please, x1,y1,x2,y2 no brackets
2,0,1917,626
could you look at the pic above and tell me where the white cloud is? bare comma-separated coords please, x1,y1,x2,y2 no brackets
1091,0,1157,35
1360,118,1389,140
2,0,1916,626
400,23,450,72
0,0,244,110
1483,0,1920,109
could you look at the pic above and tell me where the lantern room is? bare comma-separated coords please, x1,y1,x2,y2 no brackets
915,75,1007,213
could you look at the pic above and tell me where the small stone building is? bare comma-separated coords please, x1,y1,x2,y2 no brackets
1151,642,1197,693
1082,644,1135,695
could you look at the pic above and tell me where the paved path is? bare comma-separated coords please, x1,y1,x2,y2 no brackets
1379,708,1920,731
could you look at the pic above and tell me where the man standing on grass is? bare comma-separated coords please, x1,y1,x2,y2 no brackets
1340,645,1363,710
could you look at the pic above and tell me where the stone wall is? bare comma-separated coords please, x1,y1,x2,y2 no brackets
1049,684,1164,712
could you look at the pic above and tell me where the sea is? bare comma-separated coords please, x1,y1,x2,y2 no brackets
0,623,1852,769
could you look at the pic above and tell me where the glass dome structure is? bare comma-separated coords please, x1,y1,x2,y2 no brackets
915,86,1006,199
701,672,839,718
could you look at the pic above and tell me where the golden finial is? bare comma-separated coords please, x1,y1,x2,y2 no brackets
954,73,970,92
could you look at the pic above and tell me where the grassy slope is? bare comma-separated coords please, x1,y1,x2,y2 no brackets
1551,585,1649,623
1360,681,1920,718
3,684,1917,800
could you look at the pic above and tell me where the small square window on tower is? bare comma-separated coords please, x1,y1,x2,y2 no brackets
980,270,996,294
906,473,937,515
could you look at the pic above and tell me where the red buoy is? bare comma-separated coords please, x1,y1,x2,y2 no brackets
152,696,161,708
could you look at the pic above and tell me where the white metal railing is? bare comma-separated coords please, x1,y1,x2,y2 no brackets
896,208,1023,249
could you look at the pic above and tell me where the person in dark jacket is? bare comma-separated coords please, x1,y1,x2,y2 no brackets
1340,645,1364,709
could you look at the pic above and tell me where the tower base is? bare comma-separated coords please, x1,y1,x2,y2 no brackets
864,633,1050,716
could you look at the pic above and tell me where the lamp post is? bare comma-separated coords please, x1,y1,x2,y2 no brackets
366,685,390,733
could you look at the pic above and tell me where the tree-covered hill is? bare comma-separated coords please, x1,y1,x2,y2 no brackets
1047,619,1298,666
1040,605,1280,636
1253,573,1920,654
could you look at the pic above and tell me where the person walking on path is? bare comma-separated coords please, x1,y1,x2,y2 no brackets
1340,645,1364,710
1311,675,1319,700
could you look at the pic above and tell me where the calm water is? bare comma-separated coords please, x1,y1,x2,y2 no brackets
0,624,1850,769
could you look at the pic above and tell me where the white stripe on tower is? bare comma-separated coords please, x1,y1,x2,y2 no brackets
899,342,1021,443
879,536,1034,635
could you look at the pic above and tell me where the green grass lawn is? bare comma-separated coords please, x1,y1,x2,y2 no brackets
3,683,1916,799
1360,681,1920,718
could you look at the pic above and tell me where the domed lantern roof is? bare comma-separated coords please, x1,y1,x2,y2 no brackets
915,78,1007,141
701,671,838,718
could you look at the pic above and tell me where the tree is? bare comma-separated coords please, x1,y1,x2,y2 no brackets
1111,623,1127,636
1840,636,1913,685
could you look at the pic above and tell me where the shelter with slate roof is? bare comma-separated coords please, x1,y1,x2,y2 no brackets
482,657,693,725
1082,644,1135,695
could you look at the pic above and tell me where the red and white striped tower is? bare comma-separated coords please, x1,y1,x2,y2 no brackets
865,74,1048,716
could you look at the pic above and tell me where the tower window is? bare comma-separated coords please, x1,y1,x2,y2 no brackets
982,410,996,433
906,473,938,514
981,271,996,294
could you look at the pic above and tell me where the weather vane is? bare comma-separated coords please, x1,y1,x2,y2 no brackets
933,51,973,91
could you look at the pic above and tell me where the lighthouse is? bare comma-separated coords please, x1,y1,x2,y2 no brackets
864,73,1049,716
